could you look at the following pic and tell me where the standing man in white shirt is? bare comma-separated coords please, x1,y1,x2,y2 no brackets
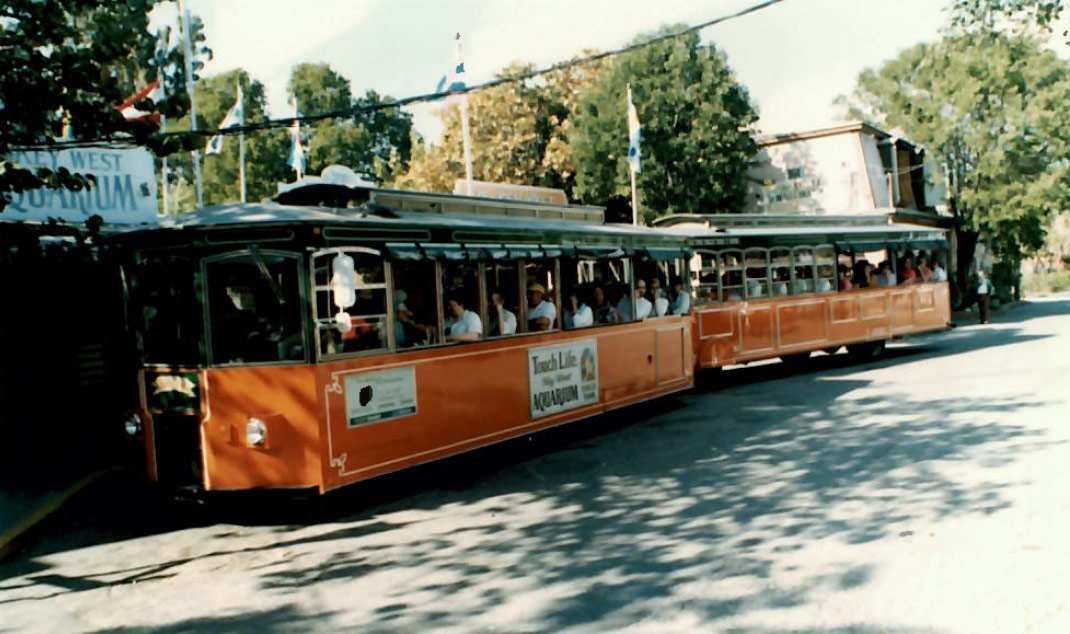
444,289,482,342
527,282,557,331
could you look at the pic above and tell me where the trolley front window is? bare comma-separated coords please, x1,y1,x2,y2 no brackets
128,253,202,366
205,250,306,365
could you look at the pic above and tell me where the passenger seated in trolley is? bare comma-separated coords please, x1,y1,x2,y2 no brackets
773,267,790,296
563,287,594,329
444,288,482,342
616,279,653,320
527,282,557,331
592,285,620,324
670,276,690,315
487,288,517,336
650,278,667,300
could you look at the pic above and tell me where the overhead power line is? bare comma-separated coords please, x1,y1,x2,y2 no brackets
13,0,785,152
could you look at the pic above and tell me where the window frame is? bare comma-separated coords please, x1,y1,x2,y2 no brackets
743,247,771,301
202,247,310,368
310,246,394,361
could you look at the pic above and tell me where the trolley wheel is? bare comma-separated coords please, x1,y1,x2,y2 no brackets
822,345,842,355
847,339,886,360
779,351,811,366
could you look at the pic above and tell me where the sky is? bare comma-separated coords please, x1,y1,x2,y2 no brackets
161,0,1070,142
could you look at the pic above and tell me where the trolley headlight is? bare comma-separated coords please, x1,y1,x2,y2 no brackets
245,417,267,446
124,413,143,437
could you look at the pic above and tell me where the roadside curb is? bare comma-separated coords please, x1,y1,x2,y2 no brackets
0,468,116,562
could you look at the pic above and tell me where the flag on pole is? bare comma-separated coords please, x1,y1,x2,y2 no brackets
205,85,244,156
627,85,642,174
119,80,165,123
287,102,305,179
435,33,467,105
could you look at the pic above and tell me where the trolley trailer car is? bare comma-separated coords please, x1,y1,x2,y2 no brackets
656,213,951,368
119,186,950,495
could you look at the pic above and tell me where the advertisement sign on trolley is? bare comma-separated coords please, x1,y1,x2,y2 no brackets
344,367,418,427
529,339,599,419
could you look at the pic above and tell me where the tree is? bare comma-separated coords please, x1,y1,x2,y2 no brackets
167,70,289,209
569,27,759,221
288,63,412,182
395,58,606,198
949,0,1063,33
0,1,210,212
841,32,1070,299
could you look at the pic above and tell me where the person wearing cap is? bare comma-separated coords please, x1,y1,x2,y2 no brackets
444,288,482,342
527,282,556,331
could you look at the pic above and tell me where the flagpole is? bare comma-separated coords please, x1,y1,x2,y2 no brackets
178,1,202,209
237,81,246,203
292,97,304,181
460,99,474,195
631,167,638,227
628,84,638,226
158,71,169,217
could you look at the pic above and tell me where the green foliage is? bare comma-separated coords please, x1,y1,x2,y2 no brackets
395,59,601,197
167,70,289,209
0,0,210,212
842,32,1070,260
288,63,412,182
950,0,1063,33
1022,270,1070,296
569,27,759,221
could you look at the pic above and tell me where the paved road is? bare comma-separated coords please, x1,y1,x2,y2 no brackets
2,296,1069,633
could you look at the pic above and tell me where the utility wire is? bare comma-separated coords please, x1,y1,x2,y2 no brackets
12,0,785,152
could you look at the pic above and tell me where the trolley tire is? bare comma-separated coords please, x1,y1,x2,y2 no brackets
779,351,811,366
847,339,886,360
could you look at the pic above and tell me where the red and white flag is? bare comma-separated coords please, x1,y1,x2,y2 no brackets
118,80,165,123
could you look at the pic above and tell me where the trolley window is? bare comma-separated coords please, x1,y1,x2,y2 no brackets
744,248,770,300
815,245,836,293
485,261,521,337
128,253,202,366
312,248,388,357
721,250,744,302
524,259,559,332
791,247,815,295
205,250,306,365
694,252,720,304
770,247,792,297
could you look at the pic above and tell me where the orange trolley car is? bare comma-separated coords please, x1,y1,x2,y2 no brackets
120,186,696,493
655,213,951,369
119,185,950,494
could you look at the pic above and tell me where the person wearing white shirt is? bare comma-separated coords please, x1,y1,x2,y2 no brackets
931,260,948,282
671,277,691,315
635,279,653,319
564,289,594,329
488,289,517,336
526,282,557,331
444,290,482,342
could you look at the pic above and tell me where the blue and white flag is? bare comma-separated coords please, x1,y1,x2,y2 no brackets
205,84,243,156
627,85,642,174
287,102,305,179
435,33,467,105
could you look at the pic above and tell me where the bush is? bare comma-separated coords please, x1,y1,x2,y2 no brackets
1022,270,1070,296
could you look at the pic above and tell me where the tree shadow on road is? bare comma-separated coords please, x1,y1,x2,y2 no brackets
0,312,1059,631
